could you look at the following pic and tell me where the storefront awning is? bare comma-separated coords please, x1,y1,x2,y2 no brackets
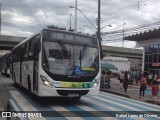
101,63,117,70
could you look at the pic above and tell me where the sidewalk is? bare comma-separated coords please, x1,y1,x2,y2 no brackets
100,77,160,106
0,82,11,111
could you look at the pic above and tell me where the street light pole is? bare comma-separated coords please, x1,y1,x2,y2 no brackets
122,23,125,47
69,0,104,59
69,6,96,29
74,0,77,32
97,0,103,59
97,0,100,41
69,14,72,31
0,3,1,35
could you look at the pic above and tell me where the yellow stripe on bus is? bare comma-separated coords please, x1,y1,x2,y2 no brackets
82,67,95,71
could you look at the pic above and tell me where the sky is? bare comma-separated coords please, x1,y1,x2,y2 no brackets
1,0,160,48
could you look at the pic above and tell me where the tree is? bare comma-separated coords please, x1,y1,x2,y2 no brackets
47,25,66,31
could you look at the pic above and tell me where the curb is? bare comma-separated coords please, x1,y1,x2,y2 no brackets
111,83,151,90
145,99,160,106
100,89,131,98
100,88,160,106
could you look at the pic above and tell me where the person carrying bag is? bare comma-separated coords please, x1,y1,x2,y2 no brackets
139,74,147,98
152,74,160,99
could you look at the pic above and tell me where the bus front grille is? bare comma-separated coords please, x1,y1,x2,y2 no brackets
56,90,89,96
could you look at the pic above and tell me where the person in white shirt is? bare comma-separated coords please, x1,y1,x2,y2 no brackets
119,71,124,89
148,73,153,86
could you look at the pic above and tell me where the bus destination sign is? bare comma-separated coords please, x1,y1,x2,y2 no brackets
44,30,97,44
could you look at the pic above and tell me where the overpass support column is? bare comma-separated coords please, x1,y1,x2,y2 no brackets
142,47,145,72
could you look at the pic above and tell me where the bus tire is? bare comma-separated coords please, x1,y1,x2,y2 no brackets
73,96,81,100
28,76,33,97
14,73,18,88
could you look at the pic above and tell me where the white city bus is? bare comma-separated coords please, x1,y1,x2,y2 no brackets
11,29,101,100
0,53,11,77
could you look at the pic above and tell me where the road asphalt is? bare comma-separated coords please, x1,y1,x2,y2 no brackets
0,80,12,111
0,75,160,115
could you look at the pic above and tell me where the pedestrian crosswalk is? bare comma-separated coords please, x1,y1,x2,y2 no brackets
100,93,158,111
8,90,160,120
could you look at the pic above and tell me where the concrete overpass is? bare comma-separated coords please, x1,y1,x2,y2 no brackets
0,35,143,59
102,45,143,59
0,35,25,50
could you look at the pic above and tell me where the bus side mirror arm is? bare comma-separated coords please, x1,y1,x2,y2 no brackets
35,36,41,53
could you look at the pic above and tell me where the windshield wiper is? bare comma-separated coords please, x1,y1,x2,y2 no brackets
79,44,88,68
79,44,87,60
58,41,71,59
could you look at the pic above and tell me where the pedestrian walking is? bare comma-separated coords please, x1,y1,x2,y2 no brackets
101,69,106,76
123,71,128,91
119,71,124,89
135,73,139,85
101,69,106,88
146,72,149,85
148,73,153,86
117,70,121,80
151,74,160,99
139,74,147,98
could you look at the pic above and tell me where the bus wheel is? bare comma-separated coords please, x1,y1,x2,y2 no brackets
73,96,81,100
14,73,18,88
28,78,31,94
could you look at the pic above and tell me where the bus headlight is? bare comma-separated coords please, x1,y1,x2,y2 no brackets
40,75,52,87
93,82,98,87
92,78,100,88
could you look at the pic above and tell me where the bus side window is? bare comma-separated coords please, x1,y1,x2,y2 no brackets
12,51,15,63
24,42,29,61
21,44,26,62
28,39,34,60
15,48,20,62
13,51,16,62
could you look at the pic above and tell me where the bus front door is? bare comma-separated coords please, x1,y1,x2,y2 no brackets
33,36,40,93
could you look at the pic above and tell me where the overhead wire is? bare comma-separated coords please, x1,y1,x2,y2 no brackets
2,0,160,40
101,0,160,32
101,0,160,23
102,20,160,35
101,20,160,44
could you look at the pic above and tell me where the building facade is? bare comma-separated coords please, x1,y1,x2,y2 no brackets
125,28,160,75
144,44,160,75
102,56,142,75
129,58,142,75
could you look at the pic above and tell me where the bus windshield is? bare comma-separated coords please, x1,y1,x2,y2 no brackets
42,40,99,76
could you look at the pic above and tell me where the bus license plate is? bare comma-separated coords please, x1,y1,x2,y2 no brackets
68,93,79,97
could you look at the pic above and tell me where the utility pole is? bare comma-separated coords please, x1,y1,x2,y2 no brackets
74,0,77,32
138,1,140,10
69,14,72,31
0,3,1,35
122,23,125,47
97,0,103,59
97,0,100,41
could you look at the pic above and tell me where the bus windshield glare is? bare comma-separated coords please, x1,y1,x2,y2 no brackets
42,37,99,76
